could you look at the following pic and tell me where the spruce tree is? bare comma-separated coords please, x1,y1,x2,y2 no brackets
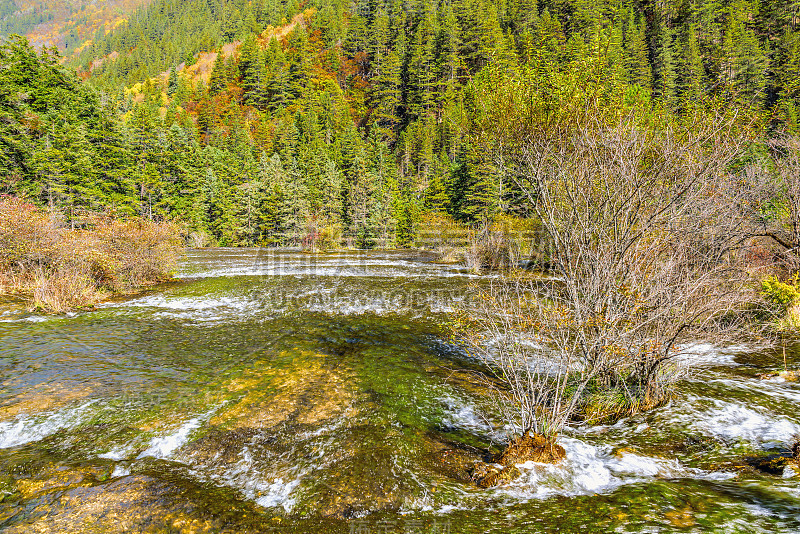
624,11,652,90
653,22,677,107
372,49,402,138
208,51,228,96
677,22,705,103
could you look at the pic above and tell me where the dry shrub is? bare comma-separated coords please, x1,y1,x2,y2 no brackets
465,216,540,273
466,227,516,272
490,214,540,261
301,214,341,252
416,213,470,261
0,197,182,312
740,137,800,273
456,114,771,449
187,230,214,248
91,217,183,290
0,197,58,273
466,225,522,272
454,280,596,440
500,117,765,411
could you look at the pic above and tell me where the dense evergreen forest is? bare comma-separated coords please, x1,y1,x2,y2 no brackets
1,0,799,247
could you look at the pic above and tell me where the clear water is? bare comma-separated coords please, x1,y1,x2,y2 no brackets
0,249,798,533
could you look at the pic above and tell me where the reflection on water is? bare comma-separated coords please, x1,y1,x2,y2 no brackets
0,248,799,533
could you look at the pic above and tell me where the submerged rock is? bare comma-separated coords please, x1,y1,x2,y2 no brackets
665,506,696,528
0,384,95,421
2,471,272,534
746,454,794,476
494,433,566,467
424,447,481,483
470,433,565,488
208,353,359,431
16,463,112,499
300,425,421,518
471,462,521,488
0,474,17,503
744,442,800,476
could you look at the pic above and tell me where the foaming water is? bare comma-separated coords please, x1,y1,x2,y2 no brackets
138,418,204,459
138,407,219,460
176,248,477,280
693,401,800,445
675,342,753,367
0,401,97,448
439,396,493,434
122,294,250,311
105,281,462,322
498,437,733,501
254,475,306,510
182,442,311,513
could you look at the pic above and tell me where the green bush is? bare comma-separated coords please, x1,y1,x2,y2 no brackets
761,274,800,310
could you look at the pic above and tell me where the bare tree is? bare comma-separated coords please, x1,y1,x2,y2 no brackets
510,117,765,410
739,137,800,272
458,114,769,453
459,280,597,440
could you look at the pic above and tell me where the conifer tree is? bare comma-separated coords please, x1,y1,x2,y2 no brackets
372,49,402,138
677,22,705,103
266,38,292,111
407,6,438,119
167,67,178,95
437,1,461,98
721,2,768,102
624,11,652,89
653,22,677,107
208,51,228,96
239,34,268,108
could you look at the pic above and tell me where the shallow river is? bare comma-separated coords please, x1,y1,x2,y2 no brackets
1,249,799,533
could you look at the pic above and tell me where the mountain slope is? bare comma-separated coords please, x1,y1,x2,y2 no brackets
0,0,149,55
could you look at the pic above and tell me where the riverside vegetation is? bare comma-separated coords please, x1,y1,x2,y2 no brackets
0,197,181,312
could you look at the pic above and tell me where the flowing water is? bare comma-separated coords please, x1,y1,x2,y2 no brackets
0,249,799,533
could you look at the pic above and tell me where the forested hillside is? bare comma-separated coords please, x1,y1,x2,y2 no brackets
1,0,799,247
0,0,148,54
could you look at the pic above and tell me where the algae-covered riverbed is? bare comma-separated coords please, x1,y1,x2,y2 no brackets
1,249,799,532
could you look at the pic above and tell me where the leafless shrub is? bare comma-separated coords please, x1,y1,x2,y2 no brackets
32,266,101,313
457,114,773,444
0,197,183,312
416,213,470,262
466,226,520,273
92,216,183,290
187,230,214,248
0,196,58,273
456,279,599,440
739,137,800,273
464,216,540,273
504,116,766,409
